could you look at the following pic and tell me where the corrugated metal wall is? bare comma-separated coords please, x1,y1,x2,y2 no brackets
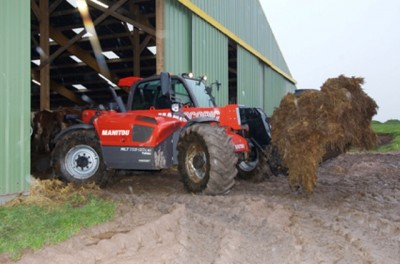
237,47,263,108
192,15,228,106
0,0,31,200
263,66,293,116
237,48,295,116
164,0,229,106
164,0,192,73
188,0,291,75
165,0,296,113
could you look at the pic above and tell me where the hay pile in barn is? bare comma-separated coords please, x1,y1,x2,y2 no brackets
270,75,378,192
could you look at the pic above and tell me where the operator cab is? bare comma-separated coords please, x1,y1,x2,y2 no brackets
126,73,215,111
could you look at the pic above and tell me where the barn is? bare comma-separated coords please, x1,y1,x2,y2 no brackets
0,0,296,202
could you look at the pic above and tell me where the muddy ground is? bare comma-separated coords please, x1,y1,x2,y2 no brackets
6,151,400,263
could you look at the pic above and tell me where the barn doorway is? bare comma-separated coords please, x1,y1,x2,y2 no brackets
228,39,237,104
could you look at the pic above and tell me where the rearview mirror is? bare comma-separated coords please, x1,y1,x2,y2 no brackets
160,72,171,96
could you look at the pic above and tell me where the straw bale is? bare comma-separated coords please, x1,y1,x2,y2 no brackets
271,75,377,192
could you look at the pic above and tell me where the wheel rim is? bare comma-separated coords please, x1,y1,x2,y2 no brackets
186,143,208,183
238,146,259,172
64,144,100,180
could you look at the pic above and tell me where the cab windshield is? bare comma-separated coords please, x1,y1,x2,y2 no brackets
129,76,216,110
185,79,215,107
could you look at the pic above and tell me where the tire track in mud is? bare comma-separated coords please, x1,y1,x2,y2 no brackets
17,204,186,264
287,203,400,263
13,152,400,263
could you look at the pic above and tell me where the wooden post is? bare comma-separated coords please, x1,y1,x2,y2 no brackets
133,29,141,76
39,0,50,110
129,1,141,76
156,0,165,74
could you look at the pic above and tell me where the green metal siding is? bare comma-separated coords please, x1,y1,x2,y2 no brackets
189,0,292,75
165,0,296,112
0,0,31,199
164,0,229,106
192,15,228,106
263,66,296,116
237,48,296,115
164,0,192,73
237,47,263,108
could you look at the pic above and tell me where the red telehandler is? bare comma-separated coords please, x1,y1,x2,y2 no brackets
52,72,275,195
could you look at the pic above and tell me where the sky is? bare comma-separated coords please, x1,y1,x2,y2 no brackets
260,0,400,122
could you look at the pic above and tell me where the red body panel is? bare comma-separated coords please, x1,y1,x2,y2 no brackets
117,77,142,89
81,104,250,152
94,110,181,147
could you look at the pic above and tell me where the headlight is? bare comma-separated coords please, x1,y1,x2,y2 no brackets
171,103,180,113
181,72,194,78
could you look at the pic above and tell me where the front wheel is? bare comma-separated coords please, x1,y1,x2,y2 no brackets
237,144,272,182
51,130,108,185
177,124,237,195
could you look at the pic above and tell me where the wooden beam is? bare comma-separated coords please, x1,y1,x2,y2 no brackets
31,0,40,20
119,0,156,77
87,1,156,36
49,27,100,73
139,35,153,53
31,34,39,48
39,0,50,110
127,2,145,76
133,29,141,76
32,70,85,105
48,24,142,41
39,0,128,70
130,2,154,31
49,81,85,105
48,26,118,82
156,0,165,73
49,55,155,70
49,0,64,13
51,8,79,17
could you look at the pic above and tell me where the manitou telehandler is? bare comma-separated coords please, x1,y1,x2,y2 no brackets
52,72,275,195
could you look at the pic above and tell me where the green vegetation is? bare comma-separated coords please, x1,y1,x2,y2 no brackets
372,119,400,152
0,194,115,260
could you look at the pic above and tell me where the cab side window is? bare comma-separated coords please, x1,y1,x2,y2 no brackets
131,80,160,110
131,78,194,110
172,79,193,106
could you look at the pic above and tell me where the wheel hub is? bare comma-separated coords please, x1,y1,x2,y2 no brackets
65,145,100,180
75,154,91,170
192,154,205,170
186,144,207,183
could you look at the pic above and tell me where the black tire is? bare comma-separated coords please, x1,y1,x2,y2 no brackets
51,130,109,186
267,144,288,176
237,144,273,182
177,124,237,195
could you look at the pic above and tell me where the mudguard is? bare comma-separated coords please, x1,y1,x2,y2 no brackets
181,117,250,153
52,123,94,147
182,117,219,130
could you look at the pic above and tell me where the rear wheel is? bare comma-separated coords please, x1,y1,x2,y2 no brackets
52,130,108,186
178,124,237,195
237,144,272,182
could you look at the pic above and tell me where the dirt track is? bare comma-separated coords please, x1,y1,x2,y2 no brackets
11,152,400,263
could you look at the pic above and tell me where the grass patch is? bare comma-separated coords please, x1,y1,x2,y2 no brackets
372,119,400,152
0,180,116,261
